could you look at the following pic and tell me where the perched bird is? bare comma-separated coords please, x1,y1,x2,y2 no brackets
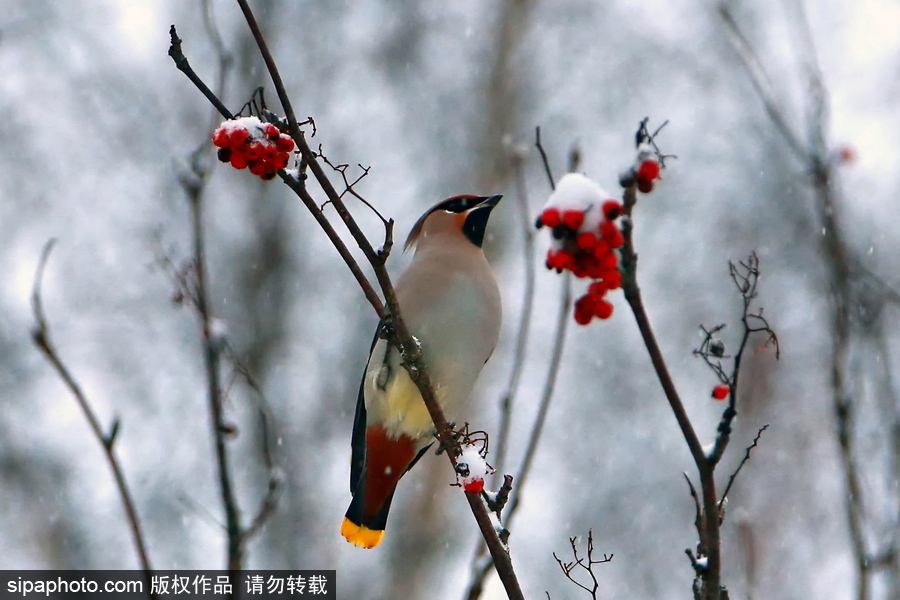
342,194,503,549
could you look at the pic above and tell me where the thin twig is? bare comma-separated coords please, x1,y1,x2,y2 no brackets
30,240,155,592
719,425,769,510
551,530,613,599
187,170,243,572
494,149,537,477
683,472,703,542
696,254,778,466
168,26,233,120
224,346,283,547
717,5,806,162
536,126,556,190
505,273,571,524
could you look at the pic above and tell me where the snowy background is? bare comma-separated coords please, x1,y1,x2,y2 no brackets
2,0,899,598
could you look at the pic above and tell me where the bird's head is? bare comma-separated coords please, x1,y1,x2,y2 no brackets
404,194,502,253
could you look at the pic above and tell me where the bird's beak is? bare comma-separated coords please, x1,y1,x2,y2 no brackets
473,194,502,210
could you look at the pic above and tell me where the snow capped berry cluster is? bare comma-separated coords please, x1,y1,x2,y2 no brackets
456,443,494,494
619,148,662,194
212,116,295,181
536,173,624,325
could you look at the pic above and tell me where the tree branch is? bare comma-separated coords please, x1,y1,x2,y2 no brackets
619,131,721,598
30,240,155,592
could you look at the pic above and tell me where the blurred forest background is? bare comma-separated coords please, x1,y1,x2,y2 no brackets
2,0,899,598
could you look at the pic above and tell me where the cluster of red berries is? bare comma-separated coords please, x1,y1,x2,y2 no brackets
212,117,295,181
711,384,730,400
536,200,624,325
620,157,661,193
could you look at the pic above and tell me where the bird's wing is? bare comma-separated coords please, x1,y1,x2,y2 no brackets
350,323,385,493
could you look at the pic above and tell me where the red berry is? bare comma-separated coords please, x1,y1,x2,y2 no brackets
600,252,618,270
463,479,485,494
557,251,574,271
602,200,623,221
637,178,654,194
576,232,597,250
588,281,608,297
230,152,248,169
711,385,730,400
275,134,295,152
600,220,618,239
541,207,561,229
562,210,584,231
263,144,278,161
248,159,267,176
602,269,622,290
264,123,280,138
637,160,660,182
593,299,614,320
275,152,290,170
574,296,593,325
261,171,278,181
547,250,573,272
246,142,264,160
607,229,625,249
593,239,611,259
212,128,230,148
229,127,250,147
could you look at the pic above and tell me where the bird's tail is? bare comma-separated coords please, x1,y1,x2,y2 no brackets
342,427,416,549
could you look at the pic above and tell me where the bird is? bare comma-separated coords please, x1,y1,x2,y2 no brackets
341,194,503,549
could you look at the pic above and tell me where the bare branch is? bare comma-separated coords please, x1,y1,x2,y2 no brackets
683,472,703,545
30,240,155,589
224,346,283,547
696,253,778,466
619,119,722,599
552,530,612,599
505,273,572,524
536,126,556,189
168,26,233,120
716,5,806,161
494,149,537,477
719,425,769,510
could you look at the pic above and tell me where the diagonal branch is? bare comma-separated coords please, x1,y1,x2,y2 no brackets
30,240,155,590
719,424,769,510
620,152,721,598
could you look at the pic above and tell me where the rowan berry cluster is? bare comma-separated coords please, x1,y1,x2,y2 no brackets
537,173,624,325
212,116,295,181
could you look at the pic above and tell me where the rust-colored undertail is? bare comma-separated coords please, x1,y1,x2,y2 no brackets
342,426,417,549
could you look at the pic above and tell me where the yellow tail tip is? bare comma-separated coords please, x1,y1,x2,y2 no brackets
341,518,385,549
